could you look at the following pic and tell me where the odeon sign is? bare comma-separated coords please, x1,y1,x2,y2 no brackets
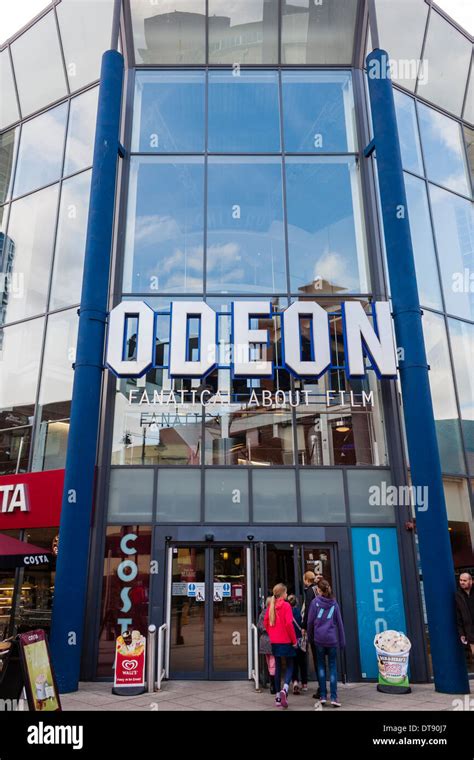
105,300,398,381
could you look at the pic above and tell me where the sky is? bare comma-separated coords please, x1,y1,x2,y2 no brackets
0,0,472,47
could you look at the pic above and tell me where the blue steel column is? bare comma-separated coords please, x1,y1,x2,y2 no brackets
49,49,124,692
366,49,469,694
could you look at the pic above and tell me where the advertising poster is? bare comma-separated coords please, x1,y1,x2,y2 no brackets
18,629,61,712
113,630,146,690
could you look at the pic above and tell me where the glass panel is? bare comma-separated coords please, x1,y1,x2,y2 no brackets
130,0,206,64
97,526,151,677
417,104,470,196
123,157,204,294
463,73,474,125
0,129,18,205
448,319,474,474
64,87,98,175
0,317,44,425
281,0,358,65
132,71,205,153
0,426,32,476
393,90,423,175
17,528,57,636
443,478,474,574
422,310,466,475
57,0,115,91
208,70,280,153
252,469,297,522
107,469,154,522
207,157,286,292
285,156,369,294
32,309,78,472
374,0,428,91
464,126,474,190
282,70,356,153
1,185,59,326
205,469,249,522
13,103,68,199
347,470,396,524
156,469,201,521
429,184,473,321
403,173,442,310
170,546,205,673
49,170,92,311
213,546,247,672
300,469,345,522
0,50,19,130
209,0,278,64
10,12,68,117
418,11,472,116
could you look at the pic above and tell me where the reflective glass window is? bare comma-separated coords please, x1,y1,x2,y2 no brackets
429,184,473,321
208,70,280,153
448,319,474,474
252,469,297,522
10,12,68,117
404,173,442,311
130,0,206,64
123,157,204,294
32,309,78,472
0,50,19,130
156,469,201,521
347,470,395,524
282,70,356,153
422,310,466,475
374,0,428,91
300,469,345,523
57,0,115,91
281,0,358,65
13,103,68,199
394,90,423,175
207,157,286,293
132,71,205,153
64,88,98,175
2,185,59,326
418,11,472,116
417,104,470,196
205,469,249,522
463,73,474,125
285,156,369,294
209,0,279,64
0,317,44,422
108,469,154,522
464,126,473,190
0,425,31,475
0,129,18,205
49,170,92,311
443,478,474,570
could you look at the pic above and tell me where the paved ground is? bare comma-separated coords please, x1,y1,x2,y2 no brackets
59,680,472,712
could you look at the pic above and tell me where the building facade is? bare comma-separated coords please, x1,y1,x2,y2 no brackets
0,0,472,684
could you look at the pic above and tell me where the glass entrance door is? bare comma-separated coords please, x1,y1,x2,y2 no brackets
169,544,248,679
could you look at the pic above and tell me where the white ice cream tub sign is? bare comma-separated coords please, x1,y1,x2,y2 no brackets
374,630,411,685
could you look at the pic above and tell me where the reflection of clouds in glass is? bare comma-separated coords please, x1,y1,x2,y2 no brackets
448,323,474,420
64,88,98,175
423,312,459,420
312,249,359,291
14,104,67,197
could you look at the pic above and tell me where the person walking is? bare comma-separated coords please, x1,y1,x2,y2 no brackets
307,579,345,707
301,570,321,697
258,597,276,693
455,572,474,661
264,583,297,708
287,594,308,694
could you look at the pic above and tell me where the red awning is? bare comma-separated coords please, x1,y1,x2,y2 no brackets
0,534,51,570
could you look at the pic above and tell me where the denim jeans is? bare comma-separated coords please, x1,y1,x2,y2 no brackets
316,645,338,701
274,656,294,692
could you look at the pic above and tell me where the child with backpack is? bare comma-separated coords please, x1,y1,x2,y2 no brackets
287,594,308,694
307,579,346,707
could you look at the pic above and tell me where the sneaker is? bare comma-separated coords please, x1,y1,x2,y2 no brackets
312,687,321,699
302,684,308,692
319,698,327,706
292,682,300,695
279,689,289,708
331,700,341,708
274,695,282,707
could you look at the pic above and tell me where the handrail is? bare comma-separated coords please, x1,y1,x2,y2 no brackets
157,623,168,690
249,623,260,691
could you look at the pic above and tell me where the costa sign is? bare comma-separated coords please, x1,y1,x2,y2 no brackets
0,470,64,530
106,300,398,380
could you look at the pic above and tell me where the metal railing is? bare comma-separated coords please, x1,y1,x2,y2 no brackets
146,624,156,693
249,623,260,691
157,623,168,690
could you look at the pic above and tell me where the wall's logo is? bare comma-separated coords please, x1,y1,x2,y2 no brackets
0,483,29,514
122,659,138,671
105,300,398,381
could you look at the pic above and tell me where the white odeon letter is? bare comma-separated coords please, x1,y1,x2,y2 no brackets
106,300,155,377
343,301,397,378
232,301,272,377
283,301,331,377
169,301,216,377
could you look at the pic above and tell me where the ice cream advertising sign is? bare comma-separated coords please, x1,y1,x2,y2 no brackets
18,629,61,712
113,630,146,691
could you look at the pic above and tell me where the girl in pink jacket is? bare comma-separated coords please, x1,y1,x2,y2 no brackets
264,583,297,708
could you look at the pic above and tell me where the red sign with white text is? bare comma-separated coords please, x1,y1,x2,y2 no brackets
0,470,64,530
114,631,146,687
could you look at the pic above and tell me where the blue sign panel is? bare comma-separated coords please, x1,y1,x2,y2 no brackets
351,527,407,679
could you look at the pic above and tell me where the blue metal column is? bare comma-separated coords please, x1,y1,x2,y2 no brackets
366,49,469,694
49,49,124,693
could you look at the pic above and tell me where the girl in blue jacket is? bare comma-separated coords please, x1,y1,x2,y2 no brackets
307,579,346,707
